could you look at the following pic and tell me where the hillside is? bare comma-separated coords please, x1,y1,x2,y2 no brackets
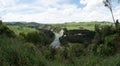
51,22,112,31
1,21,120,66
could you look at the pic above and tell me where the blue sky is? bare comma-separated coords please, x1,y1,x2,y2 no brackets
0,0,120,23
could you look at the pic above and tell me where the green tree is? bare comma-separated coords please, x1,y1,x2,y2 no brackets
0,21,15,37
25,31,53,47
0,36,47,66
96,35,116,56
0,20,2,25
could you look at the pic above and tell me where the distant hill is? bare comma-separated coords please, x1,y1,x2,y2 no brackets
3,22,48,29
3,21,113,31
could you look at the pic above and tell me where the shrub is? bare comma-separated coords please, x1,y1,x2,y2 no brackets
55,47,74,63
24,31,48,46
96,35,116,56
0,37,47,66
93,25,115,45
101,25,115,38
68,44,85,57
54,44,85,64
0,21,15,37
44,47,57,61
40,29,55,44
0,20,2,25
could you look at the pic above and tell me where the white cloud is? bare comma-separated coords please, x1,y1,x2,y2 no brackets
81,0,103,11
0,0,120,23
0,0,16,8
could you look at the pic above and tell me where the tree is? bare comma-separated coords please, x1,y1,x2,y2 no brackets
0,20,2,25
103,0,120,23
25,31,45,46
103,0,115,23
0,21,15,37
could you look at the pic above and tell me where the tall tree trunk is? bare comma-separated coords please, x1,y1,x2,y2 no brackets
109,8,116,23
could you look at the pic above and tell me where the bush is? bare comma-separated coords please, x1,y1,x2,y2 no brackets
93,25,115,45
24,31,48,46
0,21,15,37
96,35,116,56
0,37,47,66
54,44,85,64
101,25,115,38
44,47,57,61
0,20,2,25
40,29,55,44
93,24,117,56
55,47,74,63
68,44,85,57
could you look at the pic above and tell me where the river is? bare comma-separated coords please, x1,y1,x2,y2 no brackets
51,29,64,48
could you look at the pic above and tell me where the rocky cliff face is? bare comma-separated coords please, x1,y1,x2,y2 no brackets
60,29,95,45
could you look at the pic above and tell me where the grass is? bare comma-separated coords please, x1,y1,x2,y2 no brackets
8,26,37,35
51,22,112,31
47,54,120,66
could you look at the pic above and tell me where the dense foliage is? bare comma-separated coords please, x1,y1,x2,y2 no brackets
24,31,54,47
0,20,120,66
0,20,15,37
0,37,47,66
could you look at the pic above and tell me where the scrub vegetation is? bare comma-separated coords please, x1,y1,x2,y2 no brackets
0,19,120,66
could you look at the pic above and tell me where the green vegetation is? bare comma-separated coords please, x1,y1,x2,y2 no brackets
51,22,112,30
0,36,47,66
8,26,37,35
24,31,53,46
0,20,120,66
0,21,15,37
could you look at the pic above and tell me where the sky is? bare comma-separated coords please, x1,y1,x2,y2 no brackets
0,0,120,24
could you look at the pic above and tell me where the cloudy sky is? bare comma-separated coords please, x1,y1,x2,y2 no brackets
0,0,120,23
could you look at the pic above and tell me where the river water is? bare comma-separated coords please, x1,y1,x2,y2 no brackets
51,30,64,48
